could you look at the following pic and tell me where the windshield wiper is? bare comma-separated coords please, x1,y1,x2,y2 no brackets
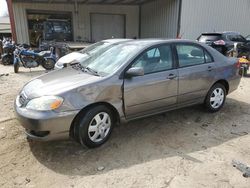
84,67,100,76
71,62,84,70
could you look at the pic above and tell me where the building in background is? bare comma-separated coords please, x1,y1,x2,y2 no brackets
7,0,250,45
0,16,11,39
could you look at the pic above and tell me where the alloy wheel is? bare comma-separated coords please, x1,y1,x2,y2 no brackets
88,112,111,143
210,88,224,109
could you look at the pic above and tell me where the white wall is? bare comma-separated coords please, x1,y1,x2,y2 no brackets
78,4,139,41
180,0,250,40
12,3,139,44
140,0,180,38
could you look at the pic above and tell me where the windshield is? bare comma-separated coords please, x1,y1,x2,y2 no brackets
80,44,139,76
198,34,222,42
79,42,111,55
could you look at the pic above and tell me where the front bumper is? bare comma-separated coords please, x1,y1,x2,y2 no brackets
15,101,78,141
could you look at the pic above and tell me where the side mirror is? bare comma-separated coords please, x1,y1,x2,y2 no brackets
125,67,144,77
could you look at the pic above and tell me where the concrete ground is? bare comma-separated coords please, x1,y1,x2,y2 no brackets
0,64,250,188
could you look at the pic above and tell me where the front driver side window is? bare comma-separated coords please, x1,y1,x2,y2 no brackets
132,45,173,74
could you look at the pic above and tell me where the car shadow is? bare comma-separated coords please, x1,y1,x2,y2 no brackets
29,98,250,176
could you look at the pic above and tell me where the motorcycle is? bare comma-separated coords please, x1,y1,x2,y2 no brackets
1,40,15,65
13,45,56,73
238,57,249,76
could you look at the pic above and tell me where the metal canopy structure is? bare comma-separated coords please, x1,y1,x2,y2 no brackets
13,0,156,5
0,17,11,34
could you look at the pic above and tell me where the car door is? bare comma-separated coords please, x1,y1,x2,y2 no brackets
175,43,216,105
123,44,178,119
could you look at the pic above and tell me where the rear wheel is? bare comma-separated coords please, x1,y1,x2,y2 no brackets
14,62,20,73
239,67,248,76
41,59,55,70
204,83,226,112
2,55,13,65
76,105,114,148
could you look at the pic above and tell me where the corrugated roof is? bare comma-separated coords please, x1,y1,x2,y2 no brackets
13,0,155,5
0,17,11,33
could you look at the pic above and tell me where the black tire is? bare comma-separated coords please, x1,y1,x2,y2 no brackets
204,83,226,113
76,105,115,148
243,67,248,76
2,55,13,65
239,67,248,76
41,59,55,70
14,63,20,73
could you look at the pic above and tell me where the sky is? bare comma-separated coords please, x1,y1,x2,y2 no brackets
0,0,8,17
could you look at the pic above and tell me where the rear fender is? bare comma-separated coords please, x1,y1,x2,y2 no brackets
44,57,56,63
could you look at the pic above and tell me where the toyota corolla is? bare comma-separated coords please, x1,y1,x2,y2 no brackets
15,39,241,148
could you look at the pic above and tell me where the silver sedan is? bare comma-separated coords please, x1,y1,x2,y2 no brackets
15,39,241,148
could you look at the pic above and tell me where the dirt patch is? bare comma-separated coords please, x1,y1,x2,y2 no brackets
0,65,250,188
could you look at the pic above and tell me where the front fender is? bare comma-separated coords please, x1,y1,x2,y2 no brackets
13,56,20,65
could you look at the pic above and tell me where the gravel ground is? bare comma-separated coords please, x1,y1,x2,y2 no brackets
0,64,250,188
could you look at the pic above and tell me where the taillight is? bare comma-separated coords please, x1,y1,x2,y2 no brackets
213,40,226,45
236,59,241,68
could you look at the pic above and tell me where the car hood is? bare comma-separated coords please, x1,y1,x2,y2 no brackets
56,52,88,66
23,67,102,98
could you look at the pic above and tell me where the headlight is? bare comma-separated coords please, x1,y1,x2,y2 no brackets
55,62,63,70
26,96,63,111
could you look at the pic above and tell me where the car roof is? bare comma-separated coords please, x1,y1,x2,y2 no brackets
102,39,133,43
109,38,201,47
201,31,241,35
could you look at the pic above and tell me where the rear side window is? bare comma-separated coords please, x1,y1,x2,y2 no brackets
198,34,222,42
176,45,206,67
226,34,246,42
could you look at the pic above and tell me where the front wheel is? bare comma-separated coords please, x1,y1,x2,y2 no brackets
204,83,226,112
14,62,20,73
76,105,115,148
41,59,55,70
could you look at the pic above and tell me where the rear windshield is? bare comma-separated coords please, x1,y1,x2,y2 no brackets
198,34,222,42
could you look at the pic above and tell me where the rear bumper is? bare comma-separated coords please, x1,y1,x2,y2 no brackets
15,102,78,141
228,75,241,94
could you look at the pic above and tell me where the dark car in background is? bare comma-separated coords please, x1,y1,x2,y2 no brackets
197,32,250,59
29,19,72,47
245,35,250,41
44,19,72,42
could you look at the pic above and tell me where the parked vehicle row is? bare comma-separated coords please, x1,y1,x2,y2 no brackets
13,45,56,73
197,31,250,75
1,38,16,65
15,39,241,148
0,39,57,72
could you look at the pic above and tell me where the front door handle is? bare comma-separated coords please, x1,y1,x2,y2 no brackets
207,66,213,71
167,73,177,79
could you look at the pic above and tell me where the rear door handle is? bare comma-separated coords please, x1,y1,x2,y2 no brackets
207,66,214,71
167,73,177,79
